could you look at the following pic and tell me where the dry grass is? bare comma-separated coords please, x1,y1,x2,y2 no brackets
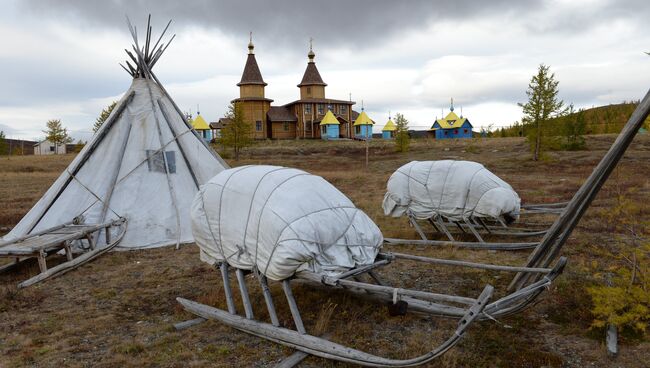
1,135,649,367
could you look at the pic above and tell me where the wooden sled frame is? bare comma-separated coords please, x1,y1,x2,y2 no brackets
178,259,494,367
0,218,127,288
398,213,547,245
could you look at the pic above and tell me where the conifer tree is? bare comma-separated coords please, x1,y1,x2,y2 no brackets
93,101,118,133
0,130,7,155
519,64,567,160
219,102,252,160
394,113,410,152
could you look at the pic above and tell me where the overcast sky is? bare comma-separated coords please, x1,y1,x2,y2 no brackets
1,0,649,141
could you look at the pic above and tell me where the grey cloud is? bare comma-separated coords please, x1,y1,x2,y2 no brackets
21,0,545,49
0,62,127,107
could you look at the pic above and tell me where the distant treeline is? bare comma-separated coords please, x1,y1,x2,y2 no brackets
490,101,648,138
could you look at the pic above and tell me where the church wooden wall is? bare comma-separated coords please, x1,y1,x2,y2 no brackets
270,122,296,139
240,100,270,139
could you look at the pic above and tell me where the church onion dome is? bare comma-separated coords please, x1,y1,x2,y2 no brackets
353,110,374,126
382,118,396,131
298,47,327,87
238,38,267,86
320,110,340,125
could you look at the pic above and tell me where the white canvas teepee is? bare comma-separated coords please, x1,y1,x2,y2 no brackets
3,18,229,249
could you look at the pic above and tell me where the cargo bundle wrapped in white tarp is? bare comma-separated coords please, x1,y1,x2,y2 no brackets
191,165,383,281
383,160,520,222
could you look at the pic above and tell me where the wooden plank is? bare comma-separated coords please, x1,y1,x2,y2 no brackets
220,263,237,314
275,350,310,368
85,233,96,250
464,218,484,242
173,317,206,331
282,280,306,334
408,215,429,241
259,275,280,327
236,269,254,319
48,226,95,235
329,259,391,282
37,251,47,272
0,248,36,256
4,232,80,251
63,243,73,261
605,273,618,358
606,325,618,358
434,216,455,241
298,271,477,306
0,222,71,248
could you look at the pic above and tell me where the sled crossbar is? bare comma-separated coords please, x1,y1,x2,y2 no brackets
384,237,539,250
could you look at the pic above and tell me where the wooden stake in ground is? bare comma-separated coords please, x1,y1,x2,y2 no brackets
365,137,369,168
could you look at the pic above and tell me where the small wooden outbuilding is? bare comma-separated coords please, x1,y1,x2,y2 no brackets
319,110,340,140
353,110,374,140
382,117,396,139
34,140,66,155
191,113,213,142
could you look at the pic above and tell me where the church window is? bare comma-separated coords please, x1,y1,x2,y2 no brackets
256,120,262,131
464,129,468,133
454,129,458,134
340,105,347,114
318,104,324,115
321,125,327,135
307,87,311,95
305,104,311,114
355,126,361,135
283,122,289,131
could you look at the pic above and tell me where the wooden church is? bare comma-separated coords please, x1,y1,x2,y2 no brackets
430,100,473,139
227,36,365,139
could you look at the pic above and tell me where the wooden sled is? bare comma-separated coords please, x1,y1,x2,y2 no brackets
0,218,126,288
391,213,547,247
178,259,494,367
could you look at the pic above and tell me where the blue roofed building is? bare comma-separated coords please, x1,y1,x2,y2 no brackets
430,101,473,139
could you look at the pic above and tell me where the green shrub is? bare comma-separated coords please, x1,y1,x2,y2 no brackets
587,189,650,335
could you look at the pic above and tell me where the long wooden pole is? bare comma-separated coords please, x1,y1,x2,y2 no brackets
389,252,552,273
511,88,650,290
